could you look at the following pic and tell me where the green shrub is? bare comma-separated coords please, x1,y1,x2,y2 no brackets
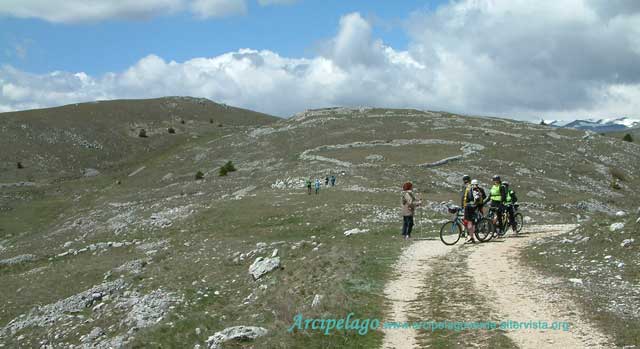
17,161,23,169
623,133,634,142
209,118,214,124
180,119,185,124
138,129,147,138
219,161,236,176
168,127,175,134
195,171,204,180
218,123,223,127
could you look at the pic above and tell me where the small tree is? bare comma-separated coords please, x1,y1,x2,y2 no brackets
209,118,214,124
138,129,147,138
219,161,236,176
195,171,204,180
17,161,23,169
180,119,186,124
223,161,236,172
623,133,634,142
218,123,223,127
168,127,176,134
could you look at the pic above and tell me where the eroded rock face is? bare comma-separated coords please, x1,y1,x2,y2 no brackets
1,279,126,336
206,326,268,349
121,289,181,329
248,257,280,280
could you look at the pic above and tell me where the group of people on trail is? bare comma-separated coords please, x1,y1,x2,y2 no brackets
400,175,517,241
306,174,337,195
460,174,518,243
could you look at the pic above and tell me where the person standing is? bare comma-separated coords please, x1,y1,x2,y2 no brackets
330,175,336,187
306,177,312,195
325,175,330,186
314,178,321,195
401,182,422,240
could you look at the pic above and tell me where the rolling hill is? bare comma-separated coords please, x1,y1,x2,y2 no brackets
0,102,638,348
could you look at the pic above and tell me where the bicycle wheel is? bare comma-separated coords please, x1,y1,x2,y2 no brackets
514,213,524,233
440,221,462,245
475,218,493,242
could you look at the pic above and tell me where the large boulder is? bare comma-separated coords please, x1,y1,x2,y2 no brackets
609,222,625,232
206,326,268,349
621,239,634,248
248,257,280,280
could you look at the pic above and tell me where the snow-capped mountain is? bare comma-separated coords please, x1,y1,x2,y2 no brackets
540,117,640,132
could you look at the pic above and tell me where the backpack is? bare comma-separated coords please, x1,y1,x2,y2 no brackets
472,188,483,204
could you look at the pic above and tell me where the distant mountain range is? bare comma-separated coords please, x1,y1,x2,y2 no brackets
541,117,640,132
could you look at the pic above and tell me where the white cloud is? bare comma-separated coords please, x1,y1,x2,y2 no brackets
2,2,640,122
190,0,246,18
0,0,249,23
0,0,183,23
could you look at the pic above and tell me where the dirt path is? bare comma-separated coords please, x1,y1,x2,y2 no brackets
467,224,612,348
381,238,455,349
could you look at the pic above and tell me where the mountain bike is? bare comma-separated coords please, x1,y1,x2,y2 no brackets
439,206,491,245
485,204,524,238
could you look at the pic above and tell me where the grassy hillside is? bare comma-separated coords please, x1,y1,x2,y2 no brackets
1,105,638,348
0,97,277,182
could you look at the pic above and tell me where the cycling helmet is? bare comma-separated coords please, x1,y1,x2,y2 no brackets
503,181,510,187
492,175,501,182
462,175,471,183
471,179,479,185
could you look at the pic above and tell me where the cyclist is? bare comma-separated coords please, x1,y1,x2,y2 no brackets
461,177,478,243
503,181,518,232
471,179,487,215
488,175,507,236
460,175,471,208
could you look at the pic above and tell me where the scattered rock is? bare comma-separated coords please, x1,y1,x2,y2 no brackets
0,254,36,266
621,239,634,248
81,327,105,343
523,216,534,224
609,223,625,232
206,326,268,349
615,211,627,217
122,289,182,329
311,294,323,308
114,259,148,275
248,257,280,280
271,249,278,258
365,154,384,162
1,279,125,336
568,278,583,285
82,168,101,177
344,228,369,236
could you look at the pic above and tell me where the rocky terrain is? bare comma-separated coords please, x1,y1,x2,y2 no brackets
1,98,638,348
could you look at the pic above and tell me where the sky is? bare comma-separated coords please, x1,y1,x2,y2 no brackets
1,0,639,122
